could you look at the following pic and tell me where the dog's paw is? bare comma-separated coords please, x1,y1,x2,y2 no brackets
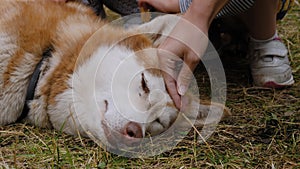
195,101,231,126
145,105,178,136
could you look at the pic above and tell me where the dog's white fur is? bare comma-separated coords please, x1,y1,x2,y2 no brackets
0,1,230,147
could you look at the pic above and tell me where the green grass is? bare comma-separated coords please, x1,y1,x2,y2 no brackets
1,3,300,169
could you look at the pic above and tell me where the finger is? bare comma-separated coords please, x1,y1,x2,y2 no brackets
177,52,200,96
180,95,190,113
157,43,183,109
162,72,181,109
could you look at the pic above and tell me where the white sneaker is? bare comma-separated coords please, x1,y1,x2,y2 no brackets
248,37,294,88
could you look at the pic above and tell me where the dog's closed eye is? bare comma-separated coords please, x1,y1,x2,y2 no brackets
141,73,150,94
104,100,108,113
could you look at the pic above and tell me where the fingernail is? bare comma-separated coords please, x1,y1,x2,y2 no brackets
178,85,187,96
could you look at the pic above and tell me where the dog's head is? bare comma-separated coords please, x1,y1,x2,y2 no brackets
68,15,230,153
73,40,181,148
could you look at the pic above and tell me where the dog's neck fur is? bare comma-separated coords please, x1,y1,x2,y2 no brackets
17,47,53,122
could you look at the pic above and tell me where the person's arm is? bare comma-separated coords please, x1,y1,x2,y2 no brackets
185,0,229,29
156,0,229,109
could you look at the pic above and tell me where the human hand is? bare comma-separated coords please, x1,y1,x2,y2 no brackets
138,0,180,13
157,15,209,109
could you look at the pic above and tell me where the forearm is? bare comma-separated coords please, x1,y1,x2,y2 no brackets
182,0,229,32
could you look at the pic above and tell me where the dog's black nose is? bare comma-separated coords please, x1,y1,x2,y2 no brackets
124,122,143,138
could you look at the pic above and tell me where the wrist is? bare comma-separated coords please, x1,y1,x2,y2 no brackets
161,0,180,13
182,9,209,35
168,0,180,13
184,0,229,29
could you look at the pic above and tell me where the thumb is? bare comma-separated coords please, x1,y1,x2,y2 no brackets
177,54,199,96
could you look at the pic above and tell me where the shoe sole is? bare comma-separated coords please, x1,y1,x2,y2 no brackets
263,76,295,88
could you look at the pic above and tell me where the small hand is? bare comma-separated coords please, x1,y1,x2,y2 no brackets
157,15,209,109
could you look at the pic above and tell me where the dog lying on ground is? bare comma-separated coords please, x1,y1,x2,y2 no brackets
0,0,230,153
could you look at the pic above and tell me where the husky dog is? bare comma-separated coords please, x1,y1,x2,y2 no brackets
0,1,229,152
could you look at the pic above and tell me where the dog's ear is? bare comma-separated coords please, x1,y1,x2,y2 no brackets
129,14,180,47
119,34,153,51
